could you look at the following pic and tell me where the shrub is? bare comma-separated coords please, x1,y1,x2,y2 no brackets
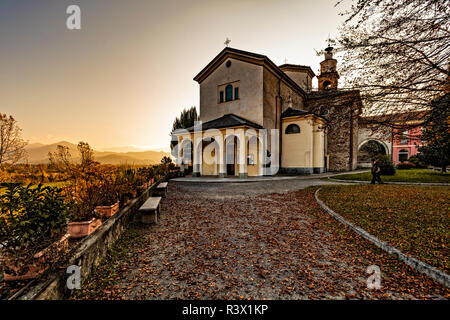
408,155,427,169
396,162,416,170
0,184,71,274
376,154,396,175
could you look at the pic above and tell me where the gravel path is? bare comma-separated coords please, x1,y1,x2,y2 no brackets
76,181,449,300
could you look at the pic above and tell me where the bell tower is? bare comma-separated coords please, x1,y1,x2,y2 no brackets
318,46,339,91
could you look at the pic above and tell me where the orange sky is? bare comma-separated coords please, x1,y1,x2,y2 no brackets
0,0,351,150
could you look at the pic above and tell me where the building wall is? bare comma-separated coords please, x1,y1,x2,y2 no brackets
281,117,321,173
313,121,325,172
262,68,279,154
261,68,307,159
247,136,261,177
392,126,423,163
199,58,264,125
282,70,312,92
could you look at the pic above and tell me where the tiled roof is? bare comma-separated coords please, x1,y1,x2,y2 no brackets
360,110,429,124
281,107,312,118
183,114,263,132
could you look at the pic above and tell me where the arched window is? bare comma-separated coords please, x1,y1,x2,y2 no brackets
285,124,300,134
225,85,233,102
398,149,409,163
323,80,331,90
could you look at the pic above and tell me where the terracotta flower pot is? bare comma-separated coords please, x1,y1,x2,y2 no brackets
68,218,102,239
95,201,120,218
3,234,70,281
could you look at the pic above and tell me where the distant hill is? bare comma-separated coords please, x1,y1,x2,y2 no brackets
23,141,171,165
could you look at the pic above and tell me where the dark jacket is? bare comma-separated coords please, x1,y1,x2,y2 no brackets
371,163,380,174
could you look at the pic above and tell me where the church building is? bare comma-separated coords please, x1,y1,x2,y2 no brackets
173,46,362,177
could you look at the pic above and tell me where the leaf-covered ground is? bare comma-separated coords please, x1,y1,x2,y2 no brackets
72,181,449,300
319,185,449,273
334,169,450,183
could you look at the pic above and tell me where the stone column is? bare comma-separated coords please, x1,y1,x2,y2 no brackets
218,134,227,178
238,129,248,179
192,122,203,177
193,138,201,177
176,136,183,167
258,131,264,176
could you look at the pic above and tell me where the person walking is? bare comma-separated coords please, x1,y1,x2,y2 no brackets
371,158,383,184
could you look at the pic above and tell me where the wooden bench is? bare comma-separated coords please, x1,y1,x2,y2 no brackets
138,197,161,224
155,182,168,198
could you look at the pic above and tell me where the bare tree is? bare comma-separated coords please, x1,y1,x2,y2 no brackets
335,0,449,129
0,113,27,166
77,141,95,168
48,145,72,168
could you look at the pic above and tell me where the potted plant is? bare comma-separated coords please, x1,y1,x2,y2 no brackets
118,167,141,203
0,184,71,281
94,173,120,218
66,164,107,238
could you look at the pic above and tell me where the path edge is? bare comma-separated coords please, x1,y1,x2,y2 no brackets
328,177,449,186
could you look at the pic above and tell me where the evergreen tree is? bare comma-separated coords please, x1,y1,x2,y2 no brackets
171,107,199,132
418,94,449,172
170,107,198,150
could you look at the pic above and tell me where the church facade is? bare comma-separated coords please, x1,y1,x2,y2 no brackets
173,47,361,177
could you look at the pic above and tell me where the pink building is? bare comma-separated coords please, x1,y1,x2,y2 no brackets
392,126,424,164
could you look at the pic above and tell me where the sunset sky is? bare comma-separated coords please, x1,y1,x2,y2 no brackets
1,0,351,151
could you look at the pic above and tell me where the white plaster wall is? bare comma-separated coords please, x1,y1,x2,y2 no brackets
199,58,264,125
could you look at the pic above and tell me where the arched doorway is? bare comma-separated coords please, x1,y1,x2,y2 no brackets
199,137,219,176
225,135,239,176
179,139,193,174
357,139,388,167
247,134,263,176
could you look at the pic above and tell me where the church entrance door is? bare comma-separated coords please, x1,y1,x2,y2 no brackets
227,164,235,176
225,135,239,177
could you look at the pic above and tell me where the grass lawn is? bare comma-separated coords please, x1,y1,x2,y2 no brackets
334,169,450,183
319,185,450,273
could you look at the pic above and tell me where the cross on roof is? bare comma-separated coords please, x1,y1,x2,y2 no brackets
284,58,288,64
224,37,231,47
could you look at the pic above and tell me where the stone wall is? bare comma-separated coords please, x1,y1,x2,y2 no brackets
16,175,173,300
307,91,361,172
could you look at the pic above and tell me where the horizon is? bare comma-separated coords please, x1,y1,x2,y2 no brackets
25,139,171,153
1,0,351,150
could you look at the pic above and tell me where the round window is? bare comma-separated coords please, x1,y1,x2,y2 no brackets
226,60,232,68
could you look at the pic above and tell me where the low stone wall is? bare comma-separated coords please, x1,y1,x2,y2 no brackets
16,174,173,300
328,177,449,186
